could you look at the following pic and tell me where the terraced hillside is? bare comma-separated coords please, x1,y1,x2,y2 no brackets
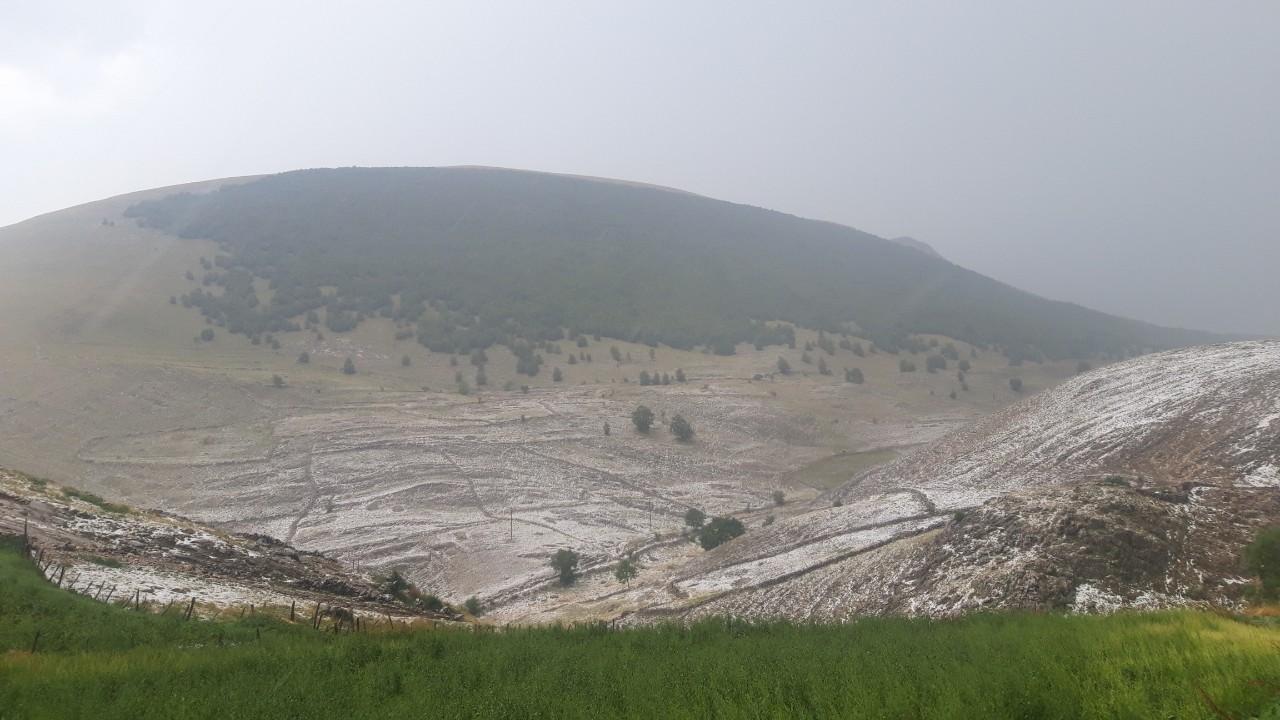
526,342,1280,623
0,470,441,623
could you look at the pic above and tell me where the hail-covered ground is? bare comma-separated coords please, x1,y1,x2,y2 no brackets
0,470,438,621
541,341,1280,624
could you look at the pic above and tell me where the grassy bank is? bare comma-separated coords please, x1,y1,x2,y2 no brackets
2,536,1278,719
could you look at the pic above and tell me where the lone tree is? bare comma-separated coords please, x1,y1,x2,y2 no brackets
772,490,786,506
777,357,792,375
632,405,655,433
342,357,357,375
464,596,483,616
377,568,411,600
614,556,639,584
552,367,564,382
550,548,580,586
1009,377,1024,393
1245,526,1280,599
698,516,746,550
670,414,694,442
684,507,707,529
271,375,285,388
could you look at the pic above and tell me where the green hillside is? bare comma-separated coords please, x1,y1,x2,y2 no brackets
3,536,1279,719
123,167,1219,361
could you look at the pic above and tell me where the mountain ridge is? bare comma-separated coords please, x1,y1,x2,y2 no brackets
118,166,1224,361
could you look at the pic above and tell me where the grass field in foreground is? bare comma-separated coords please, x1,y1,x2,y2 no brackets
2,535,1279,720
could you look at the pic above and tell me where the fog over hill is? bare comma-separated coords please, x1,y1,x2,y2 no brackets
123,167,1222,361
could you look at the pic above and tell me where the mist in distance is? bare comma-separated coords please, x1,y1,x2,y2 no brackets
1,0,1276,335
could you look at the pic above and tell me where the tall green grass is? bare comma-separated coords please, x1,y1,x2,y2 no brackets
2,535,1279,719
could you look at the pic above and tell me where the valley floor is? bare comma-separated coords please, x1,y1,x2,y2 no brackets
3,535,1279,720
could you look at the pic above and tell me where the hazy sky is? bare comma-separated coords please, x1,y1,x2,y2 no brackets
3,1,1277,335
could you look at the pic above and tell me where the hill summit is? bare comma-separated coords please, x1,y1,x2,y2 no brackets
124,166,1216,360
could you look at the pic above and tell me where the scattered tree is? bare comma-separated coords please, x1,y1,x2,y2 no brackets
550,548,580,586
772,490,786,506
614,556,639,584
1009,377,1024,393
684,507,707,529
297,351,310,364
200,328,215,342
698,516,746,550
552,367,564,382
271,375,285,388
777,357,792,375
342,357,357,375
670,414,694,442
377,569,411,599
675,368,687,383
817,357,831,375
464,596,483,616
632,405,655,433
844,367,864,384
